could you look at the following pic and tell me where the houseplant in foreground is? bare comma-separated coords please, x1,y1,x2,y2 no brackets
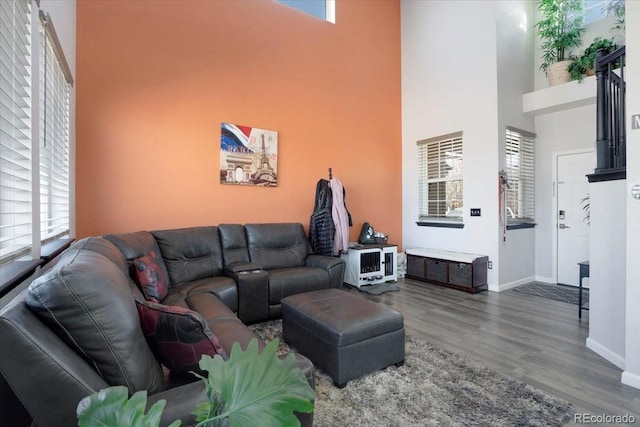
536,0,585,86
77,338,315,427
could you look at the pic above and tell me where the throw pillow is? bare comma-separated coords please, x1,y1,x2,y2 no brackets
136,300,228,376
133,251,168,302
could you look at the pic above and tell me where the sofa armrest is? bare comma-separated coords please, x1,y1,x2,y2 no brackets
223,262,262,275
0,295,110,427
147,380,207,427
224,266,269,324
305,255,345,289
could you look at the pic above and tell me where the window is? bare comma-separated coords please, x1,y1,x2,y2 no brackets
417,132,463,220
0,0,32,262
0,2,72,267
39,11,71,243
276,0,335,23
568,0,620,25
505,127,535,222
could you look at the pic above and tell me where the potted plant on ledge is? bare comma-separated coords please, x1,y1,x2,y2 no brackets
536,0,585,86
568,37,621,82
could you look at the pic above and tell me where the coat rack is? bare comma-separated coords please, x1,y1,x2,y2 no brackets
328,167,333,180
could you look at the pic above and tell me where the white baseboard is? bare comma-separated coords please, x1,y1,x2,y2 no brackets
495,276,536,292
535,275,555,284
586,337,625,370
622,371,640,390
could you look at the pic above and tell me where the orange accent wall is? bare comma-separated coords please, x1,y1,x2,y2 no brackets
76,0,402,247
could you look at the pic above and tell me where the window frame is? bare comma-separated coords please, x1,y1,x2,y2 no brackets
505,126,536,224
276,0,335,23
0,0,33,263
0,1,74,295
39,10,72,245
417,132,464,224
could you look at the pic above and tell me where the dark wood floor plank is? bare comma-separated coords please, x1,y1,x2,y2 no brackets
343,278,640,420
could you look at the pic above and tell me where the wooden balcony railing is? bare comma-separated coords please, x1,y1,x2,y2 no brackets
593,46,626,181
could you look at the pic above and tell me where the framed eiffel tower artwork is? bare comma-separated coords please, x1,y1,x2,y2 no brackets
219,123,278,187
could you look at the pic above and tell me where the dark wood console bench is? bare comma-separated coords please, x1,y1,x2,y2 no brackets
405,248,488,293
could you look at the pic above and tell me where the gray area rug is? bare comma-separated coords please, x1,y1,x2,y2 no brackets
250,320,574,427
512,282,588,306
356,282,400,295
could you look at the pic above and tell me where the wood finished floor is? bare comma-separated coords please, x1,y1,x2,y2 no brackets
343,278,640,425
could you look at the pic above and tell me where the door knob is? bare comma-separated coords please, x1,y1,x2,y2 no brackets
558,223,571,229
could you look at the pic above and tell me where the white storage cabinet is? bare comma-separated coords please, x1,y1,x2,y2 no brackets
341,244,397,288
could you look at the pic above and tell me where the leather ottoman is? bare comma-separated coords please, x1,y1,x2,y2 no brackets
281,288,405,388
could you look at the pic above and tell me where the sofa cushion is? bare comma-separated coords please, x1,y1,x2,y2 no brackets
136,300,227,376
133,251,169,302
163,276,238,313
245,223,309,269
152,226,224,286
79,236,129,277
25,238,165,394
218,224,250,265
267,267,330,304
104,231,171,286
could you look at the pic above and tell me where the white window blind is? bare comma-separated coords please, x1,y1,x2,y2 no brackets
505,127,535,221
39,14,70,242
417,132,463,219
0,0,32,262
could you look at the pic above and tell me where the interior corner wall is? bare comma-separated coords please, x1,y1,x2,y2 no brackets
534,105,596,283
623,0,640,390
401,1,500,289
531,10,625,285
496,0,535,288
75,1,402,243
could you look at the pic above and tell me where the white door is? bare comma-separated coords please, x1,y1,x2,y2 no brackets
556,152,593,286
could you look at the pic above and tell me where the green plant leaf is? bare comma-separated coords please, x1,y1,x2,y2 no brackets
536,0,586,72
196,338,314,427
77,385,181,427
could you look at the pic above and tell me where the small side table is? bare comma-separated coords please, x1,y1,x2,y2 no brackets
578,261,590,319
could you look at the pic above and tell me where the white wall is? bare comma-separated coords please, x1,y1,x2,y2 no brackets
534,105,596,283
401,1,501,290
38,0,76,238
499,228,535,288
496,0,536,288
587,179,626,369
622,0,640,390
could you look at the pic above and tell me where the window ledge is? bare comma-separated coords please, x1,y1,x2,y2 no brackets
41,238,73,261
0,259,43,298
416,221,465,229
506,222,536,230
0,237,74,298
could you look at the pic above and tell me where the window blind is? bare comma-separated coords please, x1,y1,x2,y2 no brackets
505,127,535,221
0,0,32,262
417,132,463,219
39,15,70,242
